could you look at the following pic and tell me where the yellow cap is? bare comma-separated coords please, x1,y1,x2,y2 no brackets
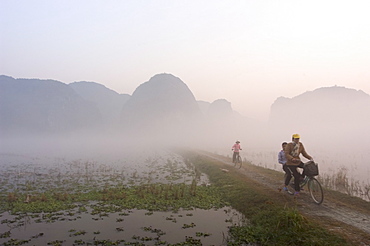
292,134,300,139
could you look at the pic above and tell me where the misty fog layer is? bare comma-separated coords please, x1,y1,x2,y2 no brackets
1,74,369,184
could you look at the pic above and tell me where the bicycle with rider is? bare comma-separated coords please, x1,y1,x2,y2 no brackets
284,134,313,196
232,141,242,163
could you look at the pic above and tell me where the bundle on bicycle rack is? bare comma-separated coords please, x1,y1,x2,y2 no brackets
304,161,319,176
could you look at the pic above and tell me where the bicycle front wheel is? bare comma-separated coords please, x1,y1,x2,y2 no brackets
308,178,324,205
236,155,242,169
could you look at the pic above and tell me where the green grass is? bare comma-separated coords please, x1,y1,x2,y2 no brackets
185,152,349,246
3,183,227,215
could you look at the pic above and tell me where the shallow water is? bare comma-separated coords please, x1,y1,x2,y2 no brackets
0,206,243,245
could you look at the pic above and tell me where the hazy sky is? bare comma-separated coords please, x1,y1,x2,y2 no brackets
1,0,370,121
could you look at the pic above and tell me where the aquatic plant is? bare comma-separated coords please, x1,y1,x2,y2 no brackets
182,222,196,229
0,231,11,238
195,232,211,237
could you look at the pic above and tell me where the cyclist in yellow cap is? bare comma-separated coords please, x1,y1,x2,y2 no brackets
284,134,313,196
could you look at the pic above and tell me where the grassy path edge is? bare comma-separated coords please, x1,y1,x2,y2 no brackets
182,150,366,246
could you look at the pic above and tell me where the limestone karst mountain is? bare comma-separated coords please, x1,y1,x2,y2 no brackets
202,98,261,148
0,75,102,136
268,86,370,147
197,100,211,115
208,99,233,118
119,73,203,138
69,81,130,127
198,99,236,119
4,74,369,152
1,73,249,143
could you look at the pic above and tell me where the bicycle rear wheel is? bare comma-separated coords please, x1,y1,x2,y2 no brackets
308,178,324,205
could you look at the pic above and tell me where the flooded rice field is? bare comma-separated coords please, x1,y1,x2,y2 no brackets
0,150,244,245
0,207,242,245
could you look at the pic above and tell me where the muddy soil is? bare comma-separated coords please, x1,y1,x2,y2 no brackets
201,152,370,246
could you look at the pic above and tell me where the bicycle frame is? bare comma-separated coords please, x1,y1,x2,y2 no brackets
233,152,242,169
284,162,324,205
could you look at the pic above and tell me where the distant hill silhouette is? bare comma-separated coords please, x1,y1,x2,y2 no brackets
1,73,251,143
197,100,211,115
208,99,233,118
197,99,234,118
0,75,102,136
69,81,130,127
201,98,260,148
268,86,370,147
119,73,203,138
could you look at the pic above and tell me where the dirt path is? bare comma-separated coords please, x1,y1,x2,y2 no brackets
200,152,370,245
